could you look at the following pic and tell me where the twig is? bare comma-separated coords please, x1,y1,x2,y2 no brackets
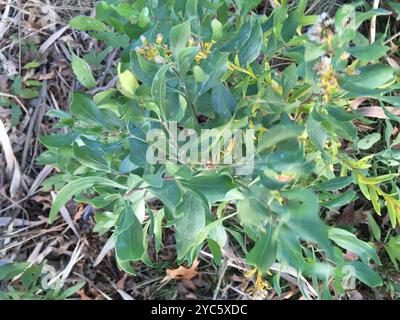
385,31,400,45
213,256,230,300
0,190,39,215
87,75,118,95
39,25,69,54
21,66,47,170
370,0,380,44
0,0,12,39
0,92,28,113
98,49,119,87
0,192,28,215
172,66,199,127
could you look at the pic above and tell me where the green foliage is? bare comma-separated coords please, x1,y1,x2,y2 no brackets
40,0,400,298
0,262,84,300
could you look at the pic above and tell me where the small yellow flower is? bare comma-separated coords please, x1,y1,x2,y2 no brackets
314,56,338,103
194,41,214,63
156,33,163,45
140,35,149,46
136,37,161,61
245,268,272,294
340,51,350,61
249,119,254,129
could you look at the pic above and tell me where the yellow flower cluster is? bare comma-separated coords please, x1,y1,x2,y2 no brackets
314,56,338,103
135,35,159,60
135,34,171,63
194,40,214,63
245,268,272,298
307,12,335,46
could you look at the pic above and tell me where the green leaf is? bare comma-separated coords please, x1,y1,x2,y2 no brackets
180,174,235,203
366,212,381,242
40,132,79,148
320,190,357,209
260,173,287,190
387,200,397,229
117,66,139,99
130,50,159,86
281,11,300,42
211,19,223,42
355,8,392,28
71,92,104,126
348,261,383,288
357,133,381,150
23,60,40,69
219,21,252,52
151,64,170,118
368,185,381,215
347,43,390,61
128,134,148,168
339,64,394,90
238,198,268,230
258,124,305,152
317,176,353,192
148,180,183,216
49,177,127,223
169,21,191,57
193,65,208,82
19,88,39,99
241,0,261,17
246,227,277,272
138,7,150,28
154,209,165,253
284,189,332,256
58,282,86,299
0,262,29,281
282,64,298,98
389,1,400,20
185,0,200,34
211,83,236,119
73,143,109,172
306,114,326,151
115,203,145,261
207,238,223,266
384,235,400,270
175,192,206,260
69,16,108,31
71,53,96,89
328,227,381,265
304,42,325,62
327,105,360,121
238,18,263,66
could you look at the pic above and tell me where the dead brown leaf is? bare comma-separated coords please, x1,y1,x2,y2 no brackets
350,97,368,110
73,203,85,221
78,288,92,300
116,273,128,290
162,259,200,283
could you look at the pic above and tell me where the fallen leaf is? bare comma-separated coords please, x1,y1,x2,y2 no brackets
78,289,92,300
73,203,85,221
343,250,359,261
350,97,368,110
162,260,200,283
116,273,128,290
386,57,400,69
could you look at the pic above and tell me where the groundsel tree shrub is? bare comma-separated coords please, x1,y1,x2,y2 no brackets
39,0,400,298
